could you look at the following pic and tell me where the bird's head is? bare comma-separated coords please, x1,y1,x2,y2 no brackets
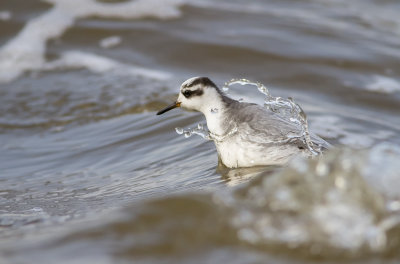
157,77,223,115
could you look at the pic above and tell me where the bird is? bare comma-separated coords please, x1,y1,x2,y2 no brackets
156,77,330,168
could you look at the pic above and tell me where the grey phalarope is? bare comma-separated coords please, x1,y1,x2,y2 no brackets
157,77,330,168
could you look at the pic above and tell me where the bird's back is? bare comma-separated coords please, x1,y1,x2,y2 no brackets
226,102,303,143
218,101,330,166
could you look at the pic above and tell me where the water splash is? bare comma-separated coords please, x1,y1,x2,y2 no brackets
209,125,238,143
223,78,322,155
175,124,211,140
175,122,240,142
8,146,400,262
225,145,400,256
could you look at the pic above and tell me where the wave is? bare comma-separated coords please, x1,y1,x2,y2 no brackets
0,0,182,83
3,144,400,263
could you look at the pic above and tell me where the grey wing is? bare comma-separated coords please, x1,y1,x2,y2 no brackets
230,103,331,150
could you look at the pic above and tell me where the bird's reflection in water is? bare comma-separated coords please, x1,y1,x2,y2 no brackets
216,160,281,186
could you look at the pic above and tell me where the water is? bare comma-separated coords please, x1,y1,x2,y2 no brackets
1,0,400,263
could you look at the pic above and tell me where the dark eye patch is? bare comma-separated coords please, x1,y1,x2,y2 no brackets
183,90,192,98
182,89,203,98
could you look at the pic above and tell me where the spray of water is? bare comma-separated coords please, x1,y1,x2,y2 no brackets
175,78,322,155
175,123,211,140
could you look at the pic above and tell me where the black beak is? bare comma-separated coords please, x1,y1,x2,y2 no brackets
156,101,181,115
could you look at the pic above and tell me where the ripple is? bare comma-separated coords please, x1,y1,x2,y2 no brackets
3,145,400,263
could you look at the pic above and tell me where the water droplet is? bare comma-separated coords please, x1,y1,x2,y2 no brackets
222,87,229,92
211,108,219,114
174,124,211,141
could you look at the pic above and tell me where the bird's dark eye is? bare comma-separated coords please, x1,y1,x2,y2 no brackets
182,90,192,98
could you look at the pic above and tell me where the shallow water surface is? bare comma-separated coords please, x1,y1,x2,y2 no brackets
1,0,400,263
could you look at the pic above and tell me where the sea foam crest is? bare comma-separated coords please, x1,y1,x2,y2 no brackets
0,0,183,83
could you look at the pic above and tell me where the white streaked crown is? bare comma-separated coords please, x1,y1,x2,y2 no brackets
177,77,224,114
181,76,201,88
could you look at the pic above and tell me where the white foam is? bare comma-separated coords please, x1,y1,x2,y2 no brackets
363,143,400,199
312,202,377,250
230,146,400,253
44,50,170,80
365,75,400,94
0,0,183,83
0,10,12,21
99,36,122,49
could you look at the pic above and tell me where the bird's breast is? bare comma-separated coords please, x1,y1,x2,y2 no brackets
204,110,229,136
213,134,303,168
